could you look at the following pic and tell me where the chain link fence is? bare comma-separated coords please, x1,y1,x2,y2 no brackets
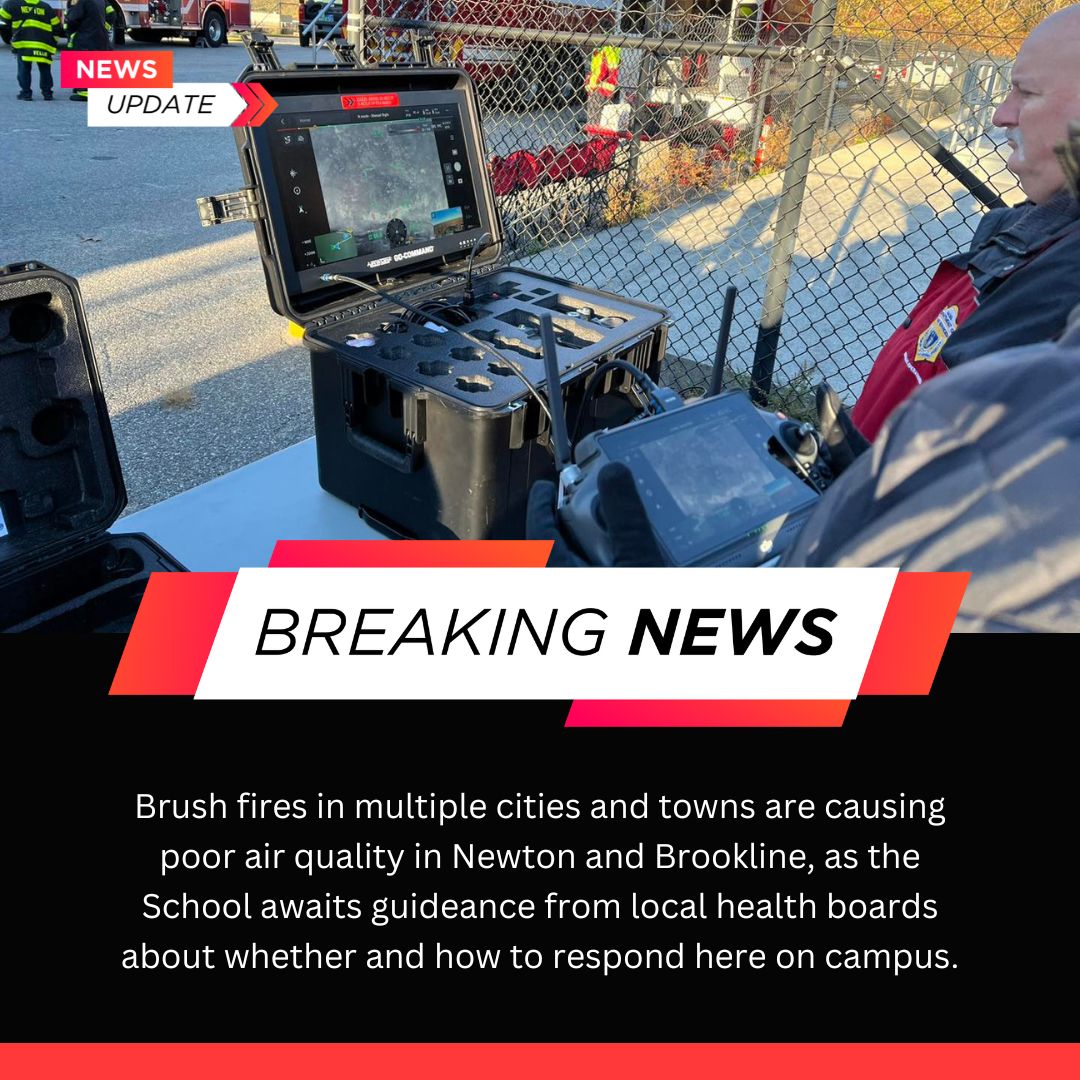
256,0,1067,412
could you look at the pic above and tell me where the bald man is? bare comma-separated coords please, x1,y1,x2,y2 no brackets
849,6,1080,442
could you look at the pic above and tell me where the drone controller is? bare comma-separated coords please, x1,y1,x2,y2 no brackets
557,391,832,567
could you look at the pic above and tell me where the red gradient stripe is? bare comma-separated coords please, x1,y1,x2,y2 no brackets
268,539,552,568
109,572,236,696
0,1044,1076,1079
566,699,850,726
859,571,969,695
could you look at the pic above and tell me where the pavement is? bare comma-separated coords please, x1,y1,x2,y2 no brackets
0,36,1021,513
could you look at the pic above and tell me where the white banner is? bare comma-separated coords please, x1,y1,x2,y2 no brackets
87,83,246,127
194,567,898,700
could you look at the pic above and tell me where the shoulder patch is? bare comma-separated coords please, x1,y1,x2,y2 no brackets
915,305,960,364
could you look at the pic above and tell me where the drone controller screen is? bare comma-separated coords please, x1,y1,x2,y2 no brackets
595,394,820,566
258,90,489,297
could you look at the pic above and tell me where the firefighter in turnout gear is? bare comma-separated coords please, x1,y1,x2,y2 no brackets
0,0,62,100
586,45,620,98
65,0,120,100
585,44,620,128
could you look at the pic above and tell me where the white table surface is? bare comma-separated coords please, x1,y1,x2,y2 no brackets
119,438,383,571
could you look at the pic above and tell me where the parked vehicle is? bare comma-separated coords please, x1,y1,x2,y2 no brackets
864,53,958,94
414,0,614,109
906,52,958,96
298,0,343,47
120,0,249,47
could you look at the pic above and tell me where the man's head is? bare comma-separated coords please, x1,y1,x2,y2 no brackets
993,5,1080,203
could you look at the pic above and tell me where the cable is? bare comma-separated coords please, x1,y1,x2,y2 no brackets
570,358,663,446
320,271,553,425
463,230,492,306
405,298,472,327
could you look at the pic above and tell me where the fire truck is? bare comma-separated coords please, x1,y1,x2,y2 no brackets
358,0,798,114
363,0,616,107
118,0,251,47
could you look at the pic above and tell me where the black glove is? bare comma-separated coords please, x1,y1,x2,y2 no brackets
815,381,870,475
526,462,666,567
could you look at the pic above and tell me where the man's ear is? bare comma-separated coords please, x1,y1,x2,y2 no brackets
1054,119,1080,199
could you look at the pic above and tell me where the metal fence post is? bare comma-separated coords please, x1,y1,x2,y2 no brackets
818,50,839,151
626,0,666,210
346,0,364,52
748,0,837,405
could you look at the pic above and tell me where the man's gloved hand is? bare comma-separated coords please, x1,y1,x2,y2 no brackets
526,462,666,567
815,382,870,475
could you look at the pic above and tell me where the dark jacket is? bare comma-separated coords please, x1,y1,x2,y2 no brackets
782,305,1080,631
851,188,1080,442
941,189,1080,369
65,0,111,49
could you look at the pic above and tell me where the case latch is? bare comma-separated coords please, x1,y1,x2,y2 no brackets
325,39,363,69
240,29,283,71
196,189,261,227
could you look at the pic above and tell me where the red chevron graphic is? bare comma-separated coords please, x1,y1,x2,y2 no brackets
248,82,278,126
231,82,277,127
231,83,259,127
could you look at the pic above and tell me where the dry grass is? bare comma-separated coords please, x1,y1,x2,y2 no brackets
849,113,897,145
604,143,728,226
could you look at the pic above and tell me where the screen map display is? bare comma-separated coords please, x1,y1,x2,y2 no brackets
263,95,487,295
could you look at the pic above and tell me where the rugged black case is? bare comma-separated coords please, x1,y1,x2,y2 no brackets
0,263,184,632
226,63,671,539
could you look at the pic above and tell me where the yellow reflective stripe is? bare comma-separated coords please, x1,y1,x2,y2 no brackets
0,7,13,16
12,37,55,50
21,53,51,60
19,16,54,29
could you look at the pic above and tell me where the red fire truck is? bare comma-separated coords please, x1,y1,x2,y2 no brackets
357,1,800,112
360,0,616,106
119,0,251,47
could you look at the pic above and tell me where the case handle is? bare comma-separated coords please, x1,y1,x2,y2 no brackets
344,396,426,474
344,428,423,473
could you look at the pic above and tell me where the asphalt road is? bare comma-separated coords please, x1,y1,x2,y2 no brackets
0,37,574,514
1,40,304,513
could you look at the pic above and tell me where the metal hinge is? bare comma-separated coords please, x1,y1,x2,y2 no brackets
196,188,261,227
240,29,283,71
326,39,363,69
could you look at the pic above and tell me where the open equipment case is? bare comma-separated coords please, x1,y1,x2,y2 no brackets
202,36,670,540
0,263,185,633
